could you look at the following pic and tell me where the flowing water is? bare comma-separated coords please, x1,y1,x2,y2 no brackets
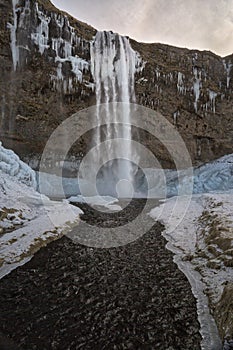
90,31,141,197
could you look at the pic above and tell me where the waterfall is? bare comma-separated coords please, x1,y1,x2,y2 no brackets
90,31,141,197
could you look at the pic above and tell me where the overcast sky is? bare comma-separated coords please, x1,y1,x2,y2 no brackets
51,0,233,57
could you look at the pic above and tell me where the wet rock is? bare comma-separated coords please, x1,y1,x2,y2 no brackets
0,199,201,349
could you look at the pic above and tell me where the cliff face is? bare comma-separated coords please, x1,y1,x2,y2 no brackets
0,0,96,161
0,0,232,167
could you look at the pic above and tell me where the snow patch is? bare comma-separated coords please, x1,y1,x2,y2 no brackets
0,144,82,277
69,195,121,211
149,192,233,349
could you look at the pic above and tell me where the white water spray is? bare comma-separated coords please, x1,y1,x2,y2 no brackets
90,31,142,196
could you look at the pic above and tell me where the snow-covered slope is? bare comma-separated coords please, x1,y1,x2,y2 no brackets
150,191,233,346
0,143,82,278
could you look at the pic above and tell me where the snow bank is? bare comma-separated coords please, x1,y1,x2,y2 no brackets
150,191,233,348
0,144,82,278
69,195,122,211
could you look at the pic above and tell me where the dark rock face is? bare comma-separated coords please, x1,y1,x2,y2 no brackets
0,0,232,166
0,0,95,160
132,41,233,166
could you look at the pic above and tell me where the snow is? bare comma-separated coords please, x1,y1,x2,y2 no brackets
147,154,233,347
149,192,233,349
0,144,82,278
69,195,122,211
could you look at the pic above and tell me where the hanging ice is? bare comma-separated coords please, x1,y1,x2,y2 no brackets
31,3,50,54
208,90,217,113
223,60,232,89
7,0,19,71
177,72,186,95
193,67,202,113
8,0,90,91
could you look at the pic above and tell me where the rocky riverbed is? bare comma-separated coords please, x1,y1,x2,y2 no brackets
0,199,201,349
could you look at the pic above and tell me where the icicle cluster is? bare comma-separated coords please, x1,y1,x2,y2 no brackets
8,0,91,93
177,72,186,95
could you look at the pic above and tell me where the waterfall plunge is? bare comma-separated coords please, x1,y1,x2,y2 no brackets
90,31,140,197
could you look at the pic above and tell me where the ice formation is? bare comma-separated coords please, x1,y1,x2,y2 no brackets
0,142,37,189
193,67,202,112
170,153,228,196
31,2,50,54
173,110,180,125
7,0,19,71
177,72,186,95
223,60,232,89
155,67,160,80
208,90,217,113
0,159,82,277
8,1,91,92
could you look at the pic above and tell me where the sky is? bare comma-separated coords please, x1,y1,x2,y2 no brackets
51,0,233,57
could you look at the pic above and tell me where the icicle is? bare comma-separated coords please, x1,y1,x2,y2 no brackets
7,0,19,71
173,110,180,125
193,67,202,113
177,72,186,95
197,139,201,157
223,60,232,89
155,67,160,81
57,62,63,80
208,90,217,113
18,0,30,28
31,3,50,54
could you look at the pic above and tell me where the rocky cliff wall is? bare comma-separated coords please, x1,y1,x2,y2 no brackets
0,0,232,168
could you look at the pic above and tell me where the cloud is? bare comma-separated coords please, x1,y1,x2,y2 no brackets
51,0,233,56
